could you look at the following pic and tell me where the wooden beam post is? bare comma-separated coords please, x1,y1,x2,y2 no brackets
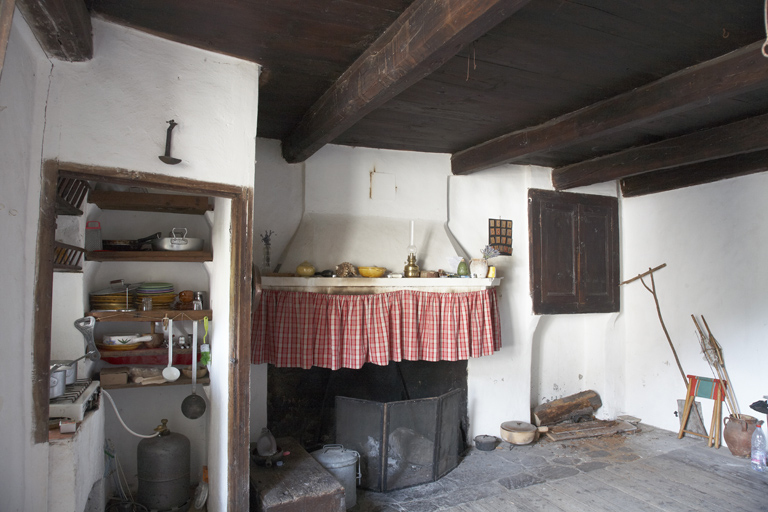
0,0,15,80
552,112,768,190
16,0,92,61
620,150,768,197
451,41,768,175
281,0,531,163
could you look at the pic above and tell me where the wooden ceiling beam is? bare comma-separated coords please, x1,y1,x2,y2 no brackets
16,0,92,61
620,149,768,197
281,0,531,164
451,40,768,175
552,112,768,190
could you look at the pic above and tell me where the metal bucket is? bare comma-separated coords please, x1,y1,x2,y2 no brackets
311,444,360,509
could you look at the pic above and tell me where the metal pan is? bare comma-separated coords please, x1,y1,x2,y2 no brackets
102,232,161,251
151,228,204,251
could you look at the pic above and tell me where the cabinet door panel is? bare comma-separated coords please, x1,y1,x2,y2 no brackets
529,189,619,314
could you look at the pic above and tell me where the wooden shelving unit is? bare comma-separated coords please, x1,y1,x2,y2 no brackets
86,250,212,262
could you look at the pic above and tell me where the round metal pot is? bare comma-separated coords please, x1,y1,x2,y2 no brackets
474,435,498,451
50,359,77,385
49,366,67,399
500,421,548,445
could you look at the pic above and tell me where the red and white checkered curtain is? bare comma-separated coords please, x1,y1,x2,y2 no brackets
251,288,502,370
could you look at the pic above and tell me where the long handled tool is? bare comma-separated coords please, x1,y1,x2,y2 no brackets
692,315,742,418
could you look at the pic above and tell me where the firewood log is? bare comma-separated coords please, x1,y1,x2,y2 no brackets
533,390,602,426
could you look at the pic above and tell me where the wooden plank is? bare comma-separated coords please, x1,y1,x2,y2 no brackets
551,475,659,512
229,187,253,511
0,0,15,80
32,160,58,444
634,452,768,510
589,461,728,512
552,112,768,190
88,190,213,214
281,0,532,163
451,41,768,175
620,149,768,197
16,0,92,61
86,250,213,262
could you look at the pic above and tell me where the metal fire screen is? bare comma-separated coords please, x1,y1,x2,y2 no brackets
335,389,461,492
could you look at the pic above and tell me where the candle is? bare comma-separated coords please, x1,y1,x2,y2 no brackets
410,220,414,247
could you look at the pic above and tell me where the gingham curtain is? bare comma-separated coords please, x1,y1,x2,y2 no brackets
251,288,502,370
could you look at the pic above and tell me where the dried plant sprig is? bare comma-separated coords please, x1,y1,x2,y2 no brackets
481,245,500,260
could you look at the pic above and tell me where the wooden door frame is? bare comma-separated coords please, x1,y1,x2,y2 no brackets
33,160,253,510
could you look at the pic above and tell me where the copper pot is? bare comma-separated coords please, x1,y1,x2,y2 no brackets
723,414,758,458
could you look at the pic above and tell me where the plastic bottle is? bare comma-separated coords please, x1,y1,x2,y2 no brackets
751,420,766,472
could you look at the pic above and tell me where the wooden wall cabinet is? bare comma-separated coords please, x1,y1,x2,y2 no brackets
528,189,620,315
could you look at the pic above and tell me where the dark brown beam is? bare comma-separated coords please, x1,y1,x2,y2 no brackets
16,0,92,61
281,0,531,163
552,112,768,190
620,149,768,197
0,0,15,79
451,41,768,175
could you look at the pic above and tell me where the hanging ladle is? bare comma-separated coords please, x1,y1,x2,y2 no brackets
162,318,180,382
159,119,182,165
182,319,206,419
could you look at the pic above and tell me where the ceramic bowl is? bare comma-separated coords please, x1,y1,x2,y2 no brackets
181,366,208,379
358,266,386,278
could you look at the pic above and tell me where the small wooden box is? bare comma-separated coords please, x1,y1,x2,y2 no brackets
99,366,129,387
250,437,345,512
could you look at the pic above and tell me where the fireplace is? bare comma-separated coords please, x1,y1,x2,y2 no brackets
266,360,469,488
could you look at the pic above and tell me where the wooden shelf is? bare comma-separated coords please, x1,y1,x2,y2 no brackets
101,375,210,390
88,190,213,215
262,276,501,294
87,309,212,322
86,250,212,262
98,346,203,365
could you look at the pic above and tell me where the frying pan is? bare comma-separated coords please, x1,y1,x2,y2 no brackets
101,232,161,251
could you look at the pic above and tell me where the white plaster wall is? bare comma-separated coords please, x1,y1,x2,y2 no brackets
0,10,55,511
32,16,257,512
621,173,768,434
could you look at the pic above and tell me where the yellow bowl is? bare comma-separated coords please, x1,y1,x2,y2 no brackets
358,266,386,278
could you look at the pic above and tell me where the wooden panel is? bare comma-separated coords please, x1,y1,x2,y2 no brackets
88,190,212,214
620,149,768,197
0,0,16,83
16,0,92,61
529,189,619,314
281,0,532,163
452,41,768,175
553,112,768,190
85,250,213,262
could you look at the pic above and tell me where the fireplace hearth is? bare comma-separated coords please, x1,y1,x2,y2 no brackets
267,360,469,476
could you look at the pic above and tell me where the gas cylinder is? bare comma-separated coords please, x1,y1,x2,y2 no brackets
137,419,191,512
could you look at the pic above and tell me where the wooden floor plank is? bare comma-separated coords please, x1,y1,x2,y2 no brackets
554,473,663,512
634,453,767,510
589,462,724,512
